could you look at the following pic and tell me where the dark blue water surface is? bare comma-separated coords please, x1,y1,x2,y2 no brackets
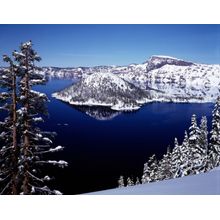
33,80,213,194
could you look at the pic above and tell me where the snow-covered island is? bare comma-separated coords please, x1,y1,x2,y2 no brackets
51,55,220,110
52,72,151,111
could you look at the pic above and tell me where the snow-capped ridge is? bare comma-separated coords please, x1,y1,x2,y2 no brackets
145,55,194,72
150,55,184,60
142,55,192,65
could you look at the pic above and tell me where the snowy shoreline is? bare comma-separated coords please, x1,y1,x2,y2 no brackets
52,92,142,111
52,91,215,112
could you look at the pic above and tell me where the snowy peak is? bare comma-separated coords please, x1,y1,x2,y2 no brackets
146,55,194,71
150,55,185,61
151,55,180,59
83,72,133,91
148,55,193,63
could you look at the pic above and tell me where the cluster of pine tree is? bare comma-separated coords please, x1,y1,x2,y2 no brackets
119,97,220,187
118,176,141,187
0,41,67,195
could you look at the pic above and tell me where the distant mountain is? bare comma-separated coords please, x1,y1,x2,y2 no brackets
118,55,220,102
52,72,151,111
144,55,194,72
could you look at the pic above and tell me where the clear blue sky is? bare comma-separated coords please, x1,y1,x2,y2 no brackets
0,25,219,67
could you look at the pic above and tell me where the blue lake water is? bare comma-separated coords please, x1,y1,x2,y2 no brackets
24,80,214,194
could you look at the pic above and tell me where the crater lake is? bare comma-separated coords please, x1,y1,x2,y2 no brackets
32,79,213,194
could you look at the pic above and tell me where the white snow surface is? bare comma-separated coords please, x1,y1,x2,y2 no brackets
119,63,220,102
87,167,220,195
83,72,132,92
151,55,182,60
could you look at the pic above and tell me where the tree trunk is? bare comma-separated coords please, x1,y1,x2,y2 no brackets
22,52,31,195
11,66,19,195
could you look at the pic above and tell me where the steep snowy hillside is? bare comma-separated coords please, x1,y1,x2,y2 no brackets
118,56,220,102
52,72,151,111
88,167,220,195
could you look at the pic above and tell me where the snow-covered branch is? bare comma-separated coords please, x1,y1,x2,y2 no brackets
36,160,68,168
30,185,62,195
35,146,64,155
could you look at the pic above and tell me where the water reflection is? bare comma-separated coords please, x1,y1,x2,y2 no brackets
67,105,122,121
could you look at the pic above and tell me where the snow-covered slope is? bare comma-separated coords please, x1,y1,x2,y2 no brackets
87,167,220,195
52,72,150,111
119,56,220,102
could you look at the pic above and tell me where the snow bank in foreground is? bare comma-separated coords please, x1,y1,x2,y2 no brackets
87,167,220,195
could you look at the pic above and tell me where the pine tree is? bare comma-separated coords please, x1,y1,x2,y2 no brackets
0,41,67,194
142,155,158,183
0,55,20,194
178,131,191,177
208,97,220,168
118,176,124,187
171,138,182,178
188,114,206,174
127,177,134,186
199,116,209,171
141,161,151,183
135,177,141,185
157,146,172,180
200,116,209,152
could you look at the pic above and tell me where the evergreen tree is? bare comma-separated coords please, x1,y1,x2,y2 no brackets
141,161,151,183
0,41,67,194
118,176,124,187
127,177,134,186
135,177,141,185
199,116,209,171
178,131,191,177
0,55,20,194
208,97,220,168
200,116,209,152
149,154,158,181
142,154,161,184
157,146,172,180
188,114,206,174
171,138,182,178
